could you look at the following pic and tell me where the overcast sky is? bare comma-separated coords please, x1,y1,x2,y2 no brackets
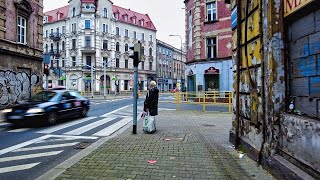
43,0,185,49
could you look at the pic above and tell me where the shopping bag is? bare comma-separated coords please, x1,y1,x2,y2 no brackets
143,113,156,133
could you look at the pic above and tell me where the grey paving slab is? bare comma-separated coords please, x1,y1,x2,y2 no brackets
56,111,275,180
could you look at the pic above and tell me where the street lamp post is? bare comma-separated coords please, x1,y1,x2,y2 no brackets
169,34,183,89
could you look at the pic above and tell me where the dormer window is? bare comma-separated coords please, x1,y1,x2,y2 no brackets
114,13,119,20
140,20,144,26
132,18,136,24
72,8,76,17
103,8,108,18
57,12,63,20
124,15,128,22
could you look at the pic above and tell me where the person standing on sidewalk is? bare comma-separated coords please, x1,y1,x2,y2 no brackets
143,81,159,132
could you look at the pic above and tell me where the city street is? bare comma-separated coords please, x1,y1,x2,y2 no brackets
0,95,180,180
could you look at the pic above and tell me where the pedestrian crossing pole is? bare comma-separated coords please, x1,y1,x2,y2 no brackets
130,42,142,134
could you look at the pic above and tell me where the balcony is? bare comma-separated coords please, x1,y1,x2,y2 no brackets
81,46,96,53
49,32,61,41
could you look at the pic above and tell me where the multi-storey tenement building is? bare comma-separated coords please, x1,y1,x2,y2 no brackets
156,40,186,92
184,0,233,92
43,0,157,93
0,0,43,107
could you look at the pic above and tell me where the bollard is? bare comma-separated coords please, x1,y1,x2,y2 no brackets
214,92,216,104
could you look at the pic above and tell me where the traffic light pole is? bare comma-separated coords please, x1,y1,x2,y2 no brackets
133,66,138,134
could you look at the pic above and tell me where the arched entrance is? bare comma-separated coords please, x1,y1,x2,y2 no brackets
100,75,111,93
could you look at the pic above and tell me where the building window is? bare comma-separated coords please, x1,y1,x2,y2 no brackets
141,33,145,41
188,10,192,48
72,57,76,66
85,36,91,47
62,41,65,51
149,35,153,42
51,28,53,35
141,46,144,56
62,59,65,67
45,44,48,53
56,27,59,34
125,59,128,68
141,61,145,70
103,40,108,50
124,15,128,22
149,61,152,70
73,8,76,17
86,56,91,67
116,27,120,36
17,16,27,44
45,30,48,37
133,31,137,39
149,48,152,56
116,58,119,67
103,57,108,66
140,20,144,26
62,26,65,34
72,23,76,32
85,20,90,29
125,44,129,52
102,24,108,33
103,8,108,18
116,42,120,51
207,37,217,59
114,13,119,20
125,29,129,37
50,43,54,52
207,1,217,22
133,18,136,24
72,39,76,49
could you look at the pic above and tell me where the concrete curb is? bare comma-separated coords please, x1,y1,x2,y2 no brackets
36,116,136,180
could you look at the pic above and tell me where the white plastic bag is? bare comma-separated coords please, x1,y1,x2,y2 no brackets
143,113,156,133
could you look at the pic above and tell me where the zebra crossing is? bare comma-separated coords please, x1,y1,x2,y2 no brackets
0,105,143,177
90,97,132,105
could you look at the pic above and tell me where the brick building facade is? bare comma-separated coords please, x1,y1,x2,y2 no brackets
184,0,233,93
0,0,43,108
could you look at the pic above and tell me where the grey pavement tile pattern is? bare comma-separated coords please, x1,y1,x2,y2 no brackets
56,111,275,180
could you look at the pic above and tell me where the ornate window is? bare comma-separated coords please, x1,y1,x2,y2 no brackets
15,0,32,45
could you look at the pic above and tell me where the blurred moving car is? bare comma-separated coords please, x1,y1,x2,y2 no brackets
2,90,90,126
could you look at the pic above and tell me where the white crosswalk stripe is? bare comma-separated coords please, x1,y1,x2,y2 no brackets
0,151,63,163
0,163,40,174
12,142,79,152
93,116,132,137
37,117,97,134
8,128,31,133
64,117,116,135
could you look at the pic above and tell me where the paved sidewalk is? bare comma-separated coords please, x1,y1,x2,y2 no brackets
56,111,275,180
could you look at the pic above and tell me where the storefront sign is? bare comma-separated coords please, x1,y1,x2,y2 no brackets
205,67,220,74
284,0,314,17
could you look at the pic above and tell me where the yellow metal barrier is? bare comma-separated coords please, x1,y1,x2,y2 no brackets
159,91,233,113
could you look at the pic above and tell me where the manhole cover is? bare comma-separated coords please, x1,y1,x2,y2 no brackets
74,142,92,149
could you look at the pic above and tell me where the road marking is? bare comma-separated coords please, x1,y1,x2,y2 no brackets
0,163,40,174
0,135,51,156
0,151,63,163
64,117,116,136
13,142,79,152
0,122,10,127
8,128,31,133
100,105,132,117
37,117,97,134
48,134,98,140
93,116,132,137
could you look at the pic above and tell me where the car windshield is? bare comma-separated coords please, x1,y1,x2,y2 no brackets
29,91,57,102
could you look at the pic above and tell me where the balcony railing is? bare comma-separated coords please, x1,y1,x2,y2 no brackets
49,32,61,41
81,46,96,53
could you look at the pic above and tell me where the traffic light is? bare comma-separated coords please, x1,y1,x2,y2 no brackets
44,64,50,76
129,42,142,67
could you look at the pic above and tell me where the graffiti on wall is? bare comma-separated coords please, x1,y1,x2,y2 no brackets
0,70,40,106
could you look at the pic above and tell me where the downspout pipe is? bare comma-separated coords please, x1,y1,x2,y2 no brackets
235,0,241,148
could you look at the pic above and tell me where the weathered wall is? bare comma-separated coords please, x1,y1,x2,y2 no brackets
281,114,320,173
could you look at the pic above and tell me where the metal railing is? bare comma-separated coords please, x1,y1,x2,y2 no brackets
159,91,233,113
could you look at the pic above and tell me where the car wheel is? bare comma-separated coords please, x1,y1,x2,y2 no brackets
48,112,57,125
81,107,88,117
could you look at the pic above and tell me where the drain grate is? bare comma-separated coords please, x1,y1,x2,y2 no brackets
74,142,92,149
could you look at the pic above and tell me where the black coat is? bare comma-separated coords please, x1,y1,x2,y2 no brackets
144,87,159,116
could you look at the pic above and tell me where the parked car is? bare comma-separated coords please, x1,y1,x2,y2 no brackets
2,90,90,126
